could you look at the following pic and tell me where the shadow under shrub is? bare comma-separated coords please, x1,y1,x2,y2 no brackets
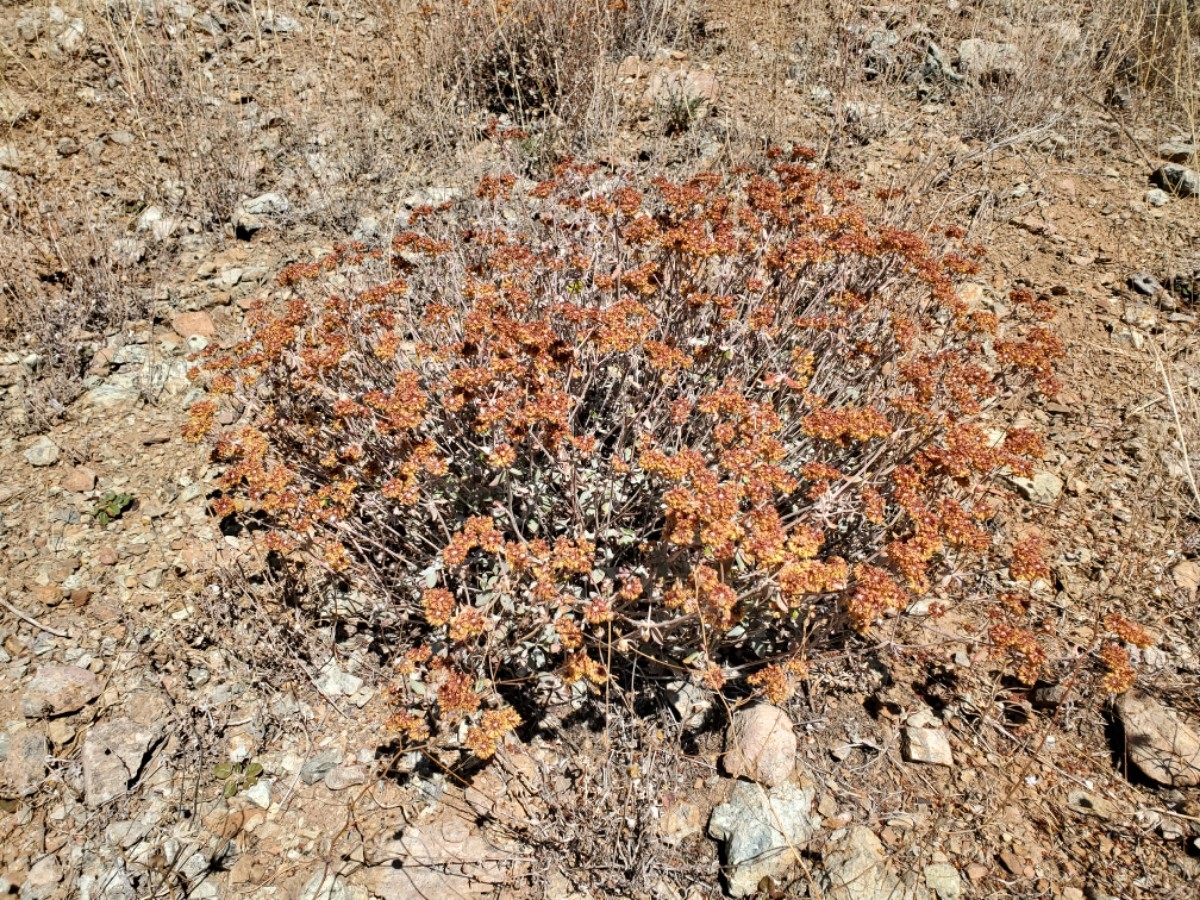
188,152,1064,756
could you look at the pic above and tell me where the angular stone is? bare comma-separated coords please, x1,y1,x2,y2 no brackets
24,436,60,467
821,826,914,900
300,748,343,785
708,780,819,897
659,799,702,846
1008,471,1062,505
924,863,963,900
62,466,97,492
324,765,366,791
81,717,162,806
903,726,954,767
171,311,215,339
1160,141,1197,164
22,854,63,900
4,728,47,796
723,703,797,787
23,665,102,717
241,192,290,215
1153,163,1200,198
1115,690,1200,787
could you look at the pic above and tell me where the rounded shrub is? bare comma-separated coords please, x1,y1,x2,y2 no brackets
187,151,1063,756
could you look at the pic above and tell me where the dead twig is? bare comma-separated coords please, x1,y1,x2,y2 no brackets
0,595,71,637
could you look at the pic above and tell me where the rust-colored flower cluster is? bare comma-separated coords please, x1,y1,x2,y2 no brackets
187,154,1066,749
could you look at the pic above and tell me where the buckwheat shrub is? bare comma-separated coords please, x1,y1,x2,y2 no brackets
188,151,1066,755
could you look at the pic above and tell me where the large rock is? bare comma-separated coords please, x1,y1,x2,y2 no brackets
708,780,819,897
821,826,914,900
1153,163,1200,198
1115,691,1200,787
22,665,102,717
81,718,163,807
723,704,797,787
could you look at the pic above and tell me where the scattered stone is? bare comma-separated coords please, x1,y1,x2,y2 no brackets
300,748,343,785
1008,471,1063,505
1152,164,1200,198
957,39,1021,79
1115,691,1200,787
62,466,97,492
4,728,47,796
903,724,954,767
315,658,364,697
22,665,102,717
1159,141,1197,164
260,13,301,34
81,718,163,806
22,854,63,900
659,799,703,846
1171,559,1200,598
1145,188,1171,208
46,720,75,746
1066,790,1116,820
821,825,912,900
244,780,271,808
24,436,60,467
1123,305,1157,329
998,850,1027,877
401,187,463,208
723,704,797,787
242,192,291,216
965,862,989,883
81,379,142,409
171,311,215,339
1032,683,1068,710
924,863,963,900
665,679,711,729
324,765,366,791
708,780,819,897
1129,273,1164,296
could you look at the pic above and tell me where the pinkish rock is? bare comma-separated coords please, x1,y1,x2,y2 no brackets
22,665,102,717
62,466,97,492
171,311,215,339
723,703,797,787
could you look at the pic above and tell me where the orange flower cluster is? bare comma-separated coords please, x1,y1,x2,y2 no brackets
187,156,1061,748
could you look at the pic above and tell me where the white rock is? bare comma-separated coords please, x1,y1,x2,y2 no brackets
1008,471,1063,505
903,726,954,767
24,436,60,467
924,863,963,900
244,780,271,808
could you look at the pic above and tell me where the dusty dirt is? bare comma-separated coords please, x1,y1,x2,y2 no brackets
2,1,1199,898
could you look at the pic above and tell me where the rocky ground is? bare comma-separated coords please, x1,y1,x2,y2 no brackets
3,1,1200,898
